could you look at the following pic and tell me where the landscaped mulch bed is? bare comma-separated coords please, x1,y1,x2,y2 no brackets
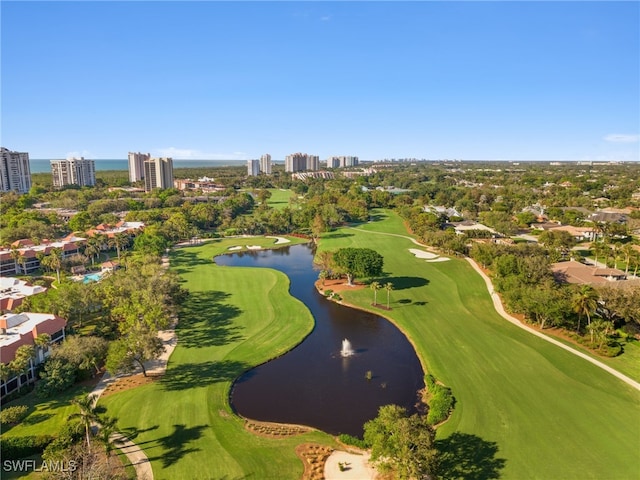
296,443,334,480
245,419,312,437
101,373,162,397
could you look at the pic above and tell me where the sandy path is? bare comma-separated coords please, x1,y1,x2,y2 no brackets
348,225,640,391
90,252,181,480
466,258,640,391
324,451,377,480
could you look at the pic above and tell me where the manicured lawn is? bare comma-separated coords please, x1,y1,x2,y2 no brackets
2,382,95,439
319,210,640,480
100,236,336,479
267,189,295,209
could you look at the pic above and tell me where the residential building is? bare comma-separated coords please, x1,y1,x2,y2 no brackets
143,157,173,192
0,234,86,276
0,312,67,398
0,278,47,312
174,178,225,193
285,153,307,173
260,154,272,174
128,152,150,182
0,147,31,193
551,261,636,286
247,159,260,177
85,221,145,239
328,156,359,168
306,155,319,171
50,157,96,188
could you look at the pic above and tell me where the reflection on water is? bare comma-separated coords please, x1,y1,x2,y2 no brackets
216,244,424,436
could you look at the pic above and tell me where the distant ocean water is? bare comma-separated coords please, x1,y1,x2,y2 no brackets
28,159,264,173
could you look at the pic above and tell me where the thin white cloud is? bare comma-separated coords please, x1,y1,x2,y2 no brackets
154,147,249,160
604,134,639,143
320,15,331,21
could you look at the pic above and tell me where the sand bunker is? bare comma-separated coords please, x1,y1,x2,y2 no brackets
267,236,291,245
228,246,242,251
409,248,439,259
247,245,262,250
324,451,377,480
427,257,450,262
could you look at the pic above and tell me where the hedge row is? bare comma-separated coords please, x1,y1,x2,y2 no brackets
0,435,55,459
338,433,369,449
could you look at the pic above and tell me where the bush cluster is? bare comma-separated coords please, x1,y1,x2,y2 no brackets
424,374,455,425
338,433,369,449
0,405,29,425
0,435,55,459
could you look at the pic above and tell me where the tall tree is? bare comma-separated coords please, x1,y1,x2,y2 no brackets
364,405,439,480
572,285,599,333
385,282,394,309
109,232,130,260
370,281,381,305
333,248,384,285
69,394,100,453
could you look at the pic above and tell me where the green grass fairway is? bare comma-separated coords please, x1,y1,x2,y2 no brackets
319,210,640,480
267,189,294,209
100,236,336,479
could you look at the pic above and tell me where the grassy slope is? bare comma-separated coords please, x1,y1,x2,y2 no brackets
267,189,294,210
100,237,335,480
320,210,639,480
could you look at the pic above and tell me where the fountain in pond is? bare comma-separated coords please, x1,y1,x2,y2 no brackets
341,339,354,357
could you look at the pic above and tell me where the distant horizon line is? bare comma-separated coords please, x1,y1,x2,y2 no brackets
29,158,639,163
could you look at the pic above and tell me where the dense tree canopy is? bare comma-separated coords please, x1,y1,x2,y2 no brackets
332,247,384,285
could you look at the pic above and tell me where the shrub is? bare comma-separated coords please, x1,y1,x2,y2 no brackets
338,433,369,449
333,294,342,301
324,289,334,297
424,374,455,425
0,405,29,425
0,435,55,459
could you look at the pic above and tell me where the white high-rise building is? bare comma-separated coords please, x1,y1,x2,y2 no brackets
260,154,272,174
285,153,318,173
128,152,150,182
247,159,260,177
144,157,174,192
51,158,96,188
306,155,319,171
0,147,31,193
327,156,359,168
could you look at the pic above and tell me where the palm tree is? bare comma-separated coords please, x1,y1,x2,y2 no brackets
46,248,63,283
69,394,100,453
34,333,51,362
370,281,381,305
9,246,21,274
385,282,394,309
84,239,101,267
110,232,131,260
621,244,634,275
571,285,599,333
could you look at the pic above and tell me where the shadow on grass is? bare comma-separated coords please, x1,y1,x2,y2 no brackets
170,249,215,275
119,424,160,442
375,276,429,290
322,232,355,239
147,424,208,468
160,360,249,391
177,291,244,349
20,412,53,425
436,432,506,480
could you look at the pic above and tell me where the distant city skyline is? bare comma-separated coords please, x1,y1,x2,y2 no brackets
2,2,638,162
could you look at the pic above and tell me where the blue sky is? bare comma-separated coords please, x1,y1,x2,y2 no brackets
2,1,639,161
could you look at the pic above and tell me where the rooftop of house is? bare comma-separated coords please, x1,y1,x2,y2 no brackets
551,261,632,286
0,312,66,364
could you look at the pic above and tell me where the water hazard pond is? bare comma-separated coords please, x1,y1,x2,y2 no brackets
215,243,424,437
